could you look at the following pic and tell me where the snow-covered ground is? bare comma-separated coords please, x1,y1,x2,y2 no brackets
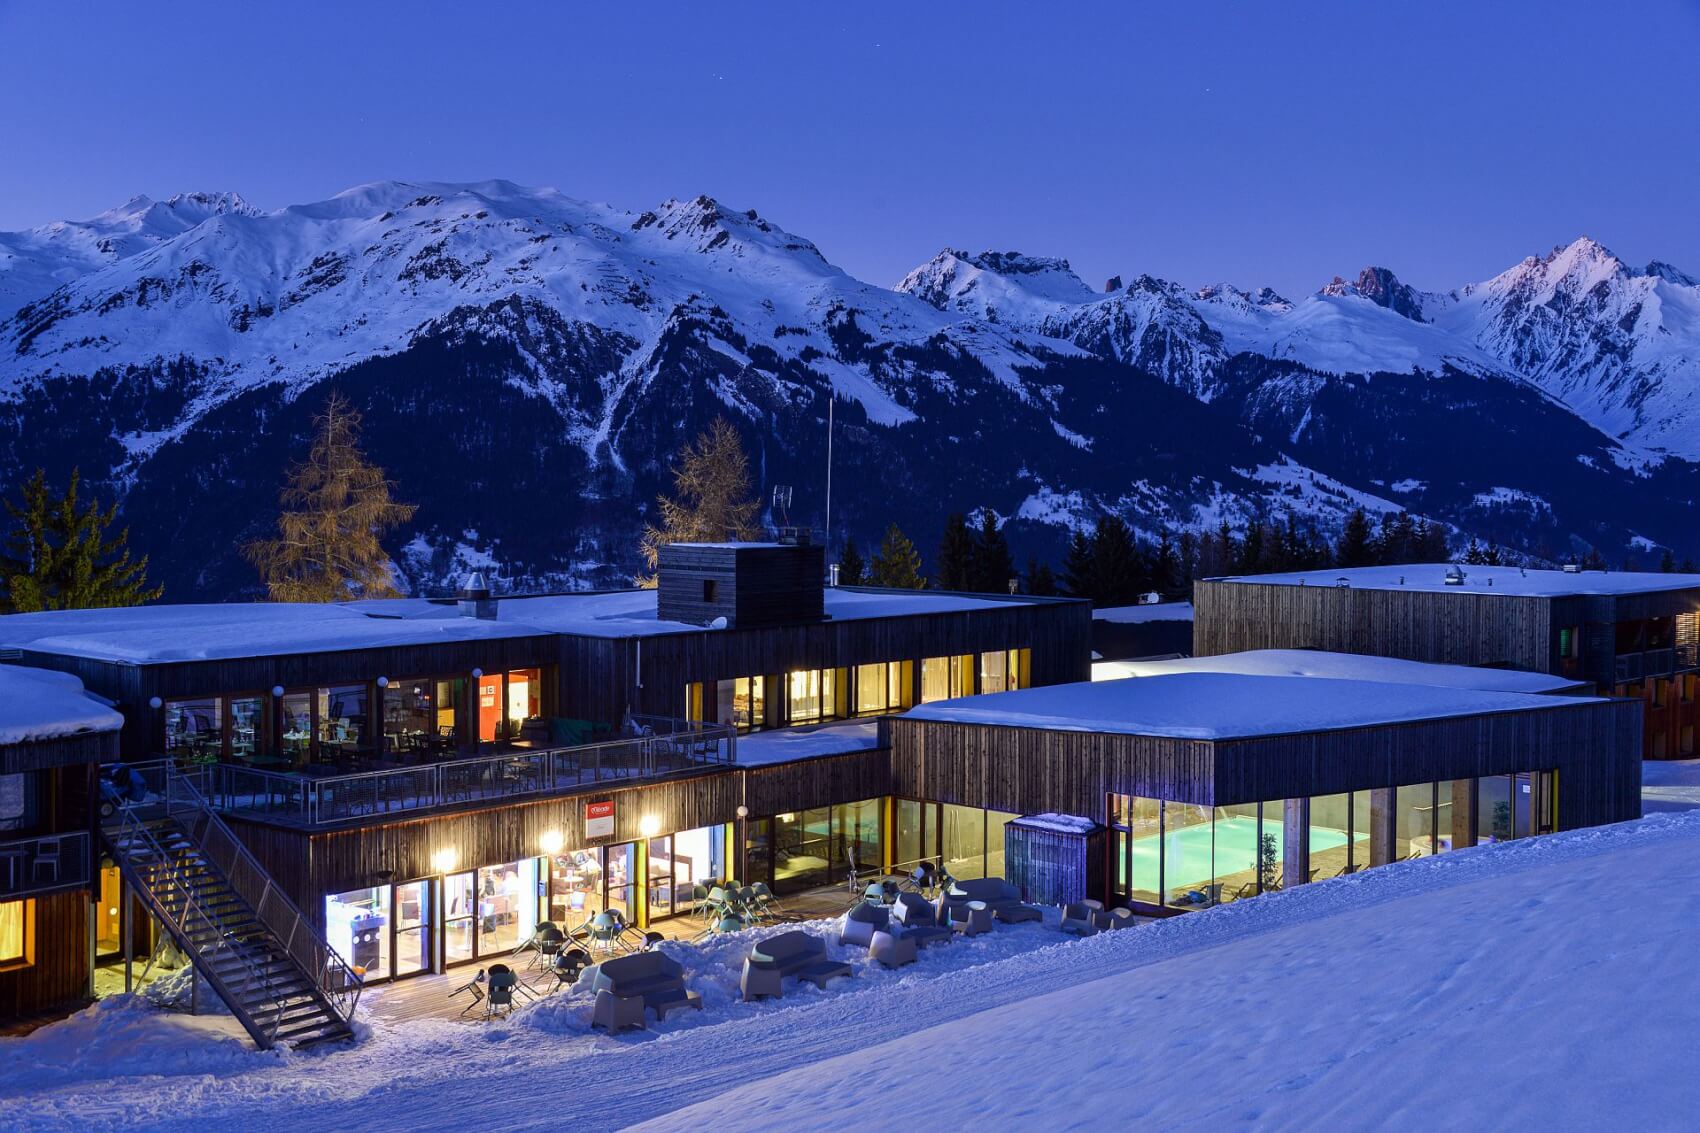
1642,758,1700,814
5,810,1697,1131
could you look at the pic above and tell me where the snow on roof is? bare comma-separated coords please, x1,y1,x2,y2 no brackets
1093,601,1193,624
0,587,1038,664
903,672,1599,740
0,665,124,746
733,719,881,767
1009,812,1101,834
1092,649,1589,695
1211,563,1700,598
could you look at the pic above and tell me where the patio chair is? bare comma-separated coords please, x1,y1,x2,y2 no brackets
750,881,785,916
1108,907,1140,930
690,884,712,921
485,964,519,1018
591,988,645,1032
869,928,917,968
839,900,890,948
861,881,889,906
891,892,953,947
549,948,591,991
587,912,627,955
1060,902,1098,936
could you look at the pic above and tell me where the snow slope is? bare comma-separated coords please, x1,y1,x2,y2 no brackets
3,811,1693,1132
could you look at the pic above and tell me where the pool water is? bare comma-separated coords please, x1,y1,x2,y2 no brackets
1126,815,1356,889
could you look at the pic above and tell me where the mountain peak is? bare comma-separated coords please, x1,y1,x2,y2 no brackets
896,249,1094,319
1321,266,1427,322
631,195,825,262
1645,260,1698,287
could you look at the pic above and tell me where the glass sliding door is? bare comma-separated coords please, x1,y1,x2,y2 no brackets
325,885,391,981
647,837,674,916
394,880,432,977
444,872,476,965
165,697,223,763
476,859,539,956
1309,793,1354,879
1213,803,1261,901
604,844,636,919
941,804,986,881
281,692,314,767
1163,802,1214,906
229,696,267,764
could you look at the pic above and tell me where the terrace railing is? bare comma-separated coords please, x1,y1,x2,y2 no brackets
0,830,91,899
190,715,736,828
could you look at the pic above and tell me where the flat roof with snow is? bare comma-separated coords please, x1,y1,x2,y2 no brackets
1209,563,1700,598
1092,649,1590,695
0,665,124,747
904,671,1601,741
0,586,1046,664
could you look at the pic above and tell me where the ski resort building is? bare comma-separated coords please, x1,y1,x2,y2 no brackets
1194,563,1700,760
0,545,1646,1036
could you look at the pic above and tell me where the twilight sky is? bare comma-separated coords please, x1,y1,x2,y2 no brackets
2,1,1696,298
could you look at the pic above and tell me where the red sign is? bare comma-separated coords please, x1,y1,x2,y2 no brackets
585,800,615,840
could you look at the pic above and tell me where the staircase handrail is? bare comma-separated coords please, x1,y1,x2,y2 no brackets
161,765,365,1021
108,801,290,1047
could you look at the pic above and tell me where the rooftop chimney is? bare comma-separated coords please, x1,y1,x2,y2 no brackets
458,572,498,620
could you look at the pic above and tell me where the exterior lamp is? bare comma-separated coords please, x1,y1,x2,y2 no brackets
539,830,565,855
735,805,749,819
271,685,285,698
376,676,389,689
148,696,163,710
639,814,661,838
430,847,459,874
471,668,483,679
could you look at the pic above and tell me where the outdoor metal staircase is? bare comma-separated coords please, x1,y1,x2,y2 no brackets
102,764,363,1050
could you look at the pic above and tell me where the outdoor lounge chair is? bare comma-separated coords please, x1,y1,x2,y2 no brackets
1060,902,1099,936
869,928,917,968
750,929,853,989
1107,907,1140,930
591,988,645,1032
839,901,890,948
589,950,702,1020
946,877,1044,922
891,893,953,947
485,964,519,1018
741,956,784,1001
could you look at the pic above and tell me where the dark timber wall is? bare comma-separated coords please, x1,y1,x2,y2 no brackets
0,889,88,1018
657,543,826,628
885,697,1642,831
1193,580,1555,669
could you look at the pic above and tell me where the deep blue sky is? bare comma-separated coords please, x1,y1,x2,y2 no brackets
2,1,1696,296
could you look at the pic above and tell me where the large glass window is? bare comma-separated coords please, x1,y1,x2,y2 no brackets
547,848,607,926
895,798,928,871
229,696,267,764
1112,795,1163,904
506,668,544,739
1309,793,1355,879
773,810,832,892
281,692,313,766
165,697,223,762
1213,802,1261,901
920,655,975,703
476,674,503,742
325,885,390,982
383,681,438,758
434,678,464,752
0,900,29,966
667,825,726,908
444,872,475,965
394,880,431,977
785,669,840,725
604,844,636,919
854,662,906,717
318,685,369,756
1396,782,1436,859
714,676,766,732
476,860,539,956
985,809,1018,879
95,865,122,955
0,773,34,833
837,799,882,879
1478,776,1513,843
979,650,1028,695
1163,802,1215,906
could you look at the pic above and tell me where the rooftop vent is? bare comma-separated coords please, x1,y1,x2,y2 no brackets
1444,565,1467,586
1562,563,1581,573
458,572,498,620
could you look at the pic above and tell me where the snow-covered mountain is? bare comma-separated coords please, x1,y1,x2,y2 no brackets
2,182,1697,598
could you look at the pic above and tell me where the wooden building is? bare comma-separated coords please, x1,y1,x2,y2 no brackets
1195,563,1700,760
0,668,121,1021
884,668,1641,914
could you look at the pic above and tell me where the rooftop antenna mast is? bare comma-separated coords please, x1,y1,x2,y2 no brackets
772,484,793,532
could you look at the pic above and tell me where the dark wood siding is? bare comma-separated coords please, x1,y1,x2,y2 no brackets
1194,580,1553,670
657,543,826,628
743,747,891,815
0,730,118,775
0,889,88,1017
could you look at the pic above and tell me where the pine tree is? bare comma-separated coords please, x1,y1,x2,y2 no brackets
1241,521,1266,574
1024,557,1058,596
869,523,926,589
837,535,866,586
1150,528,1180,598
1413,516,1450,561
1579,545,1608,571
1335,508,1373,567
1091,515,1143,605
1660,548,1677,573
970,510,1015,593
245,393,417,602
1061,529,1095,599
637,417,760,583
1,468,162,613
935,513,975,591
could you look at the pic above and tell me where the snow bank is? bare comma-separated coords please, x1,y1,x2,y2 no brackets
1214,562,1700,598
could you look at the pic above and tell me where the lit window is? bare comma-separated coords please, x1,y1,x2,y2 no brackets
0,900,31,967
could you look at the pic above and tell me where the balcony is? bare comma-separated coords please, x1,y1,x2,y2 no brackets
0,831,92,898
1615,648,1683,683
179,716,736,829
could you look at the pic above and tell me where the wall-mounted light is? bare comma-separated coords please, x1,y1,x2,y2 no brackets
271,685,285,698
639,814,661,839
539,830,564,855
471,668,483,679
148,696,162,710
430,847,459,874
376,676,389,689
777,813,795,823
735,805,749,819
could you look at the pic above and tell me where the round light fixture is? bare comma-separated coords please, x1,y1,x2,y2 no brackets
735,805,749,819
639,814,661,839
271,685,285,698
430,847,459,874
148,696,163,710
539,830,565,855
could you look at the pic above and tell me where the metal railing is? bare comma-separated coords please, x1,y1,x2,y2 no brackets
0,831,91,898
106,762,363,1042
1616,648,1678,683
189,715,736,828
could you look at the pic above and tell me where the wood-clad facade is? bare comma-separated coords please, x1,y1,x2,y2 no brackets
1194,574,1700,759
885,698,1641,829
